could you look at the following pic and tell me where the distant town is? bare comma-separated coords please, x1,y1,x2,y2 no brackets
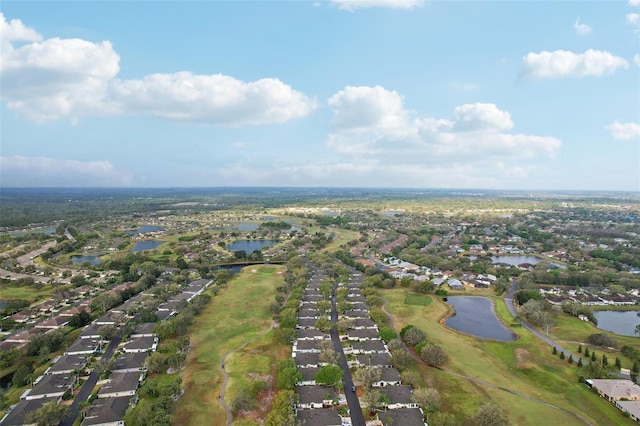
0,188,639,426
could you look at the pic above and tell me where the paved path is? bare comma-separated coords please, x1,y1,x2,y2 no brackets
380,298,594,425
218,322,275,426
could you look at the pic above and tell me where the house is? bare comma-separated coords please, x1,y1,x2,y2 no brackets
293,339,323,354
121,336,158,354
296,318,318,329
65,338,101,355
346,329,379,341
79,323,104,339
294,353,321,368
353,318,377,329
587,379,640,402
82,396,133,426
296,408,343,426
380,385,419,409
0,397,57,426
296,386,338,409
112,352,148,373
97,372,140,399
447,279,464,290
343,310,368,319
355,353,393,368
34,315,69,330
296,367,320,386
95,312,125,326
130,323,156,338
298,308,321,318
350,340,388,355
296,329,329,340
615,401,640,423
372,367,402,387
22,374,73,400
377,407,427,426
45,354,88,375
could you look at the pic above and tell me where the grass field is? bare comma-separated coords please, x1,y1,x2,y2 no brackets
404,293,432,306
174,265,283,426
382,288,634,425
0,283,56,301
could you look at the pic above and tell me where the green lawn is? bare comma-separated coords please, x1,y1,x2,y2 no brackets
404,293,432,306
382,288,634,425
174,265,283,426
0,283,56,302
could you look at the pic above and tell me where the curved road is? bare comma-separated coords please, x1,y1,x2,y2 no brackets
218,321,275,426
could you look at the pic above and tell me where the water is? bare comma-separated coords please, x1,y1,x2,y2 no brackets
594,311,640,337
445,296,517,341
125,225,165,235
225,240,277,252
492,255,565,269
383,210,404,216
131,240,164,252
71,254,103,265
9,227,56,237
235,222,259,231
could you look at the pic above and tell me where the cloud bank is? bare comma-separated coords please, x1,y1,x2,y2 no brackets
331,0,423,11
521,49,628,79
607,122,640,140
0,13,315,125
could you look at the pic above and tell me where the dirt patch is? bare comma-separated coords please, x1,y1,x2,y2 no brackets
515,348,533,368
251,269,257,273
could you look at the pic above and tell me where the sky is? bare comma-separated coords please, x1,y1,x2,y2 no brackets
1,0,639,191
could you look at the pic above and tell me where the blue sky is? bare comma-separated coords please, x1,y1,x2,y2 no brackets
1,0,639,190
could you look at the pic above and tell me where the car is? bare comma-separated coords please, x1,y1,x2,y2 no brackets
351,385,356,392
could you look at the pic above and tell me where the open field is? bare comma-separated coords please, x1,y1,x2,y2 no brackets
382,287,634,425
404,293,432,306
0,283,56,301
174,265,283,426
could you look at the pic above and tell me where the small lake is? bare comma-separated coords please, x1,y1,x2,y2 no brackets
125,225,166,236
10,227,56,237
226,240,278,252
445,296,517,341
71,254,103,265
235,222,259,231
131,240,164,252
492,255,565,269
383,210,404,216
594,311,640,337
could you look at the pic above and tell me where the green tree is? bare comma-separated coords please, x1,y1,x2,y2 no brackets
412,387,441,412
265,390,296,426
474,403,508,426
24,401,69,426
421,344,447,367
315,365,343,388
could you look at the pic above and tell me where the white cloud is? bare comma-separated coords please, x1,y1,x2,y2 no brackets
521,49,629,79
630,0,640,7
110,72,315,125
573,18,591,35
0,14,315,125
449,81,478,91
634,54,640,67
325,85,561,176
606,122,640,140
0,156,134,187
1,37,120,122
627,12,640,27
331,0,423,11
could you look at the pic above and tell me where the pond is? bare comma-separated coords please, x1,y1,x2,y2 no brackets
445,296,517,341
125,225,166,236
71,254,103,265
131,240,164,252
226,240,278,252
491,255,565,269
9,227,56,237
235,222,259,231
594,311,640,337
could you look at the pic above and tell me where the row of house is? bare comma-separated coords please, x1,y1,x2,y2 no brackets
587,379,640,423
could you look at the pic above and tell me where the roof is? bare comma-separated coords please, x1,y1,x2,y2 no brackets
0,397,57,426
294,353,321,367
616,401,640,420
65,338,100,354
296,386,337,404
379,367,402,382
98,372,140,397
123,336,157,351
298,367,320,382
378,407,425,426
112,352,148,371
356,353,392,367
47,354,87,374
82,396,132,426
380,385,413,403
296,408,342,426
29,374,73,397
588,379,640,399
132,323,156,335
